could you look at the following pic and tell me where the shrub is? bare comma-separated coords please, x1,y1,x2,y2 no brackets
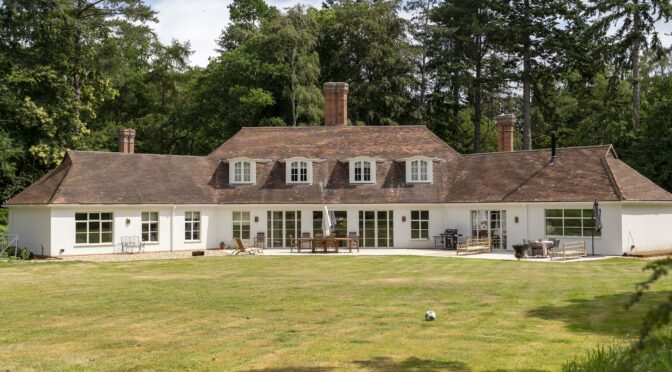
19,247,32,260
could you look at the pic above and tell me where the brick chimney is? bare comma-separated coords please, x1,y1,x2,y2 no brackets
324,82,349,126
495,114,516,152
118,128,136,154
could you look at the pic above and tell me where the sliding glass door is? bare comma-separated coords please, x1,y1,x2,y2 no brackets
267,211,301,248
470,210,507,250
359,210,393,248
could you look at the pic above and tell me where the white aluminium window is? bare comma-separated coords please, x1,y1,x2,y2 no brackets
229,158,256,184
75,212,113,244
405,156,432,183
141,212,159,243
185,211,201,241
232,211,251,240
410,210,429,240
349,157,376,184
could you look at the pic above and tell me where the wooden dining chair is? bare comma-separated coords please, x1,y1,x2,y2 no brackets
347,232,360,253
324,236,338,253
312,236,325,253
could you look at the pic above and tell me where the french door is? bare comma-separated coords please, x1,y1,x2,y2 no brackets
470,210,507,250
359,210,394,248
267,210,301,248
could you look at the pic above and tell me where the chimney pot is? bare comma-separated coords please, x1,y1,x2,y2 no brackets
118,128,136,154
324,82,349,126
495,114,516,152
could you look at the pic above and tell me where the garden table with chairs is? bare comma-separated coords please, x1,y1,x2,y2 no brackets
290,234,360,253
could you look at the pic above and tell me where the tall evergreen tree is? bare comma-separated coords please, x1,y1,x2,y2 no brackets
587,0,672,131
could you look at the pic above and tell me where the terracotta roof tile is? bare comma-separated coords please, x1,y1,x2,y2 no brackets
4,126,671,205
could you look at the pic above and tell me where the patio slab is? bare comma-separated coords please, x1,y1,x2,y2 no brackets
452,251,613,262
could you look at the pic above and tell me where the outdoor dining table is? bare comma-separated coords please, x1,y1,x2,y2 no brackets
293,237,357,253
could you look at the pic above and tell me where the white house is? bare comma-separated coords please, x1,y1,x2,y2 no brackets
4,82,672,256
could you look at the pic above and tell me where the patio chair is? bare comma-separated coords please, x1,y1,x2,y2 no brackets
312,236,325,253
523,239,531,257
347,232,360,252
299,232,312,252
324,236,338,253
234,238,263,255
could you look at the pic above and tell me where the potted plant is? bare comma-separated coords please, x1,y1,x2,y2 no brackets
512,244,526,260
219,241,226,250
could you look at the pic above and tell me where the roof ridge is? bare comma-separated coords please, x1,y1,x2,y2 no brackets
239,125,429,130
464,144,613,157
606,156,672,198
68,150,205,159
48,152,74,203
600,156,624,201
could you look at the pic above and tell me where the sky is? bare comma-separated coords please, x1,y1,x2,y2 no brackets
147,0,672,68
148,0,323,67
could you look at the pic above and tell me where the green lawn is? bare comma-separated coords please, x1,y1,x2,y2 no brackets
0,256,669,371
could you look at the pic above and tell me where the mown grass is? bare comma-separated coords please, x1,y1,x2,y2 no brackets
0,256,669,371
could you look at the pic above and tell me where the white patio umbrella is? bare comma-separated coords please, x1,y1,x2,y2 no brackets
323,205,332,237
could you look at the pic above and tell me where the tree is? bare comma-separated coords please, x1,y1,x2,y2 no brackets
317,0,414,125
587,0,672,131
495,0,580,150
432,0,506,152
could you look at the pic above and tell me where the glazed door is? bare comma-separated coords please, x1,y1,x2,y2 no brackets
470,210,507,250
267,211,301,248
359,210,393,248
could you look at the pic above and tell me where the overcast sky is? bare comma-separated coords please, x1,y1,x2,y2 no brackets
147,0,672,68
148,0,323,66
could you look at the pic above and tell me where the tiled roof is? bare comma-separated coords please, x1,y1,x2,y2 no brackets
5,126,672,205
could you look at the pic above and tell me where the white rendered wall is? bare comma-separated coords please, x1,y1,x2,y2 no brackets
7,206,52,256
621,203,672,254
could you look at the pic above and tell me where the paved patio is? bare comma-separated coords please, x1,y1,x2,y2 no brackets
56,248,615,262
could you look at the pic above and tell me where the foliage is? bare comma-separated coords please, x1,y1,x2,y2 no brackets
563,329,672,372
1,0,672,202
0,208,7,236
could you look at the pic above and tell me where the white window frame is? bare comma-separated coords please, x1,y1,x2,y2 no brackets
185,211,201,242
141,211,159,243
228,157,256,185
75,212,114,245
405,156,433,184
410,210,430,240
544,209,601,238
349,157,376,184
285,157,313,184
232,211,251,240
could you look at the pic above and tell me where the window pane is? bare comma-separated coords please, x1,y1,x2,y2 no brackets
565,209,581,218
185,231,191,240
101,222,112,233
142,212,149,221
421,210,429,220
150,212,158,221
545,209,562,218
150,232,158,241
193,230,200,240
75,213,87,221
89,233,100,244
89,222,100,233
76,222,87,233
411,230,419,239
411,210,419,220
142,231,149,241
89,213,100,220
546,219,563,235
583,209,593,218
76,233,87,244
192,212,200,222
564,228,582,236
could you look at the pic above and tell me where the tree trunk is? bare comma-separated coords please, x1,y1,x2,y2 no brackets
522,0,532,150
632,4,641,132
474,57,482,153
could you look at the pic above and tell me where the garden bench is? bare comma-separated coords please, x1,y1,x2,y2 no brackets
120,236,144,254
456,237,491,256
549,241,586,261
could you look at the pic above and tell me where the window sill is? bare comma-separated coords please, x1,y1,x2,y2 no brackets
410,238,430,241
184,240,201,243
286,182,311,185
230,182,255,185
545,235,601,239
143,242,160,245
74,243,114,248
350,181,375,185
407,181,432,184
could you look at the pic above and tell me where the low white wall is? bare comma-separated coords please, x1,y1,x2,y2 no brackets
7,206,52,256
621,203,672,254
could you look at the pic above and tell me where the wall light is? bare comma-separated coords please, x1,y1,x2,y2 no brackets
125,218,131,226
254,216,259,223
402,216,406,222
514,216,519,223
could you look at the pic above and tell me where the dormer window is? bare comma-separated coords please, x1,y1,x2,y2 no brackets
290,161,308,183
349,157,376,184
228,158,256,185
405,156,433,183
285,157,314,184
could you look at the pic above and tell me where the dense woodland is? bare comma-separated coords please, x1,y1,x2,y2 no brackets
1,0,672,202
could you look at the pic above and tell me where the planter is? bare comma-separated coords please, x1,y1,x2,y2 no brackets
512,244,526,260
219,242,226,250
